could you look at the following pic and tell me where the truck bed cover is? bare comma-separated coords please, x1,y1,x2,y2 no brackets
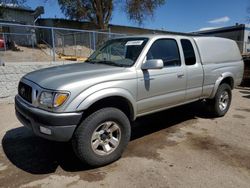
193,37,242,64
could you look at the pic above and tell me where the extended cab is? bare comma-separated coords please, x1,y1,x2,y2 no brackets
15,35,244,166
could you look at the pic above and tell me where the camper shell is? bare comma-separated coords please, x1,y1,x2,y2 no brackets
193,37,242,64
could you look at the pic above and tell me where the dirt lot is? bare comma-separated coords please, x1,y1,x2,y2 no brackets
0,88,250,188
0,45,92,63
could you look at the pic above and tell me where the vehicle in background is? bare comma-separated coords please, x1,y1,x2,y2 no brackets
0,37,5,49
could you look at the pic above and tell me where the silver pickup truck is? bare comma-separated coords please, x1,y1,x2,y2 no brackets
15,35,244,166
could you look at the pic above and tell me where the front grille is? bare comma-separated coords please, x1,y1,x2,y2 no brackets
18,82,32,103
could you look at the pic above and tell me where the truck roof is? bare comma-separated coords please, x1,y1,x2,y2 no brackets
117,35,242,64
117,34,197,39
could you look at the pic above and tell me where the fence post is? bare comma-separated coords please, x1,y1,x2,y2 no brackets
108,27,111,39
74,33,76,56
51,27,56,62
31,34,34,49
89,32,92,56
62,35,65,55
93,32,96,51
245,42,247,54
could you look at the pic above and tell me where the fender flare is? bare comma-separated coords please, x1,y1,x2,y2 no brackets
76,88,137,120
209,72,234,99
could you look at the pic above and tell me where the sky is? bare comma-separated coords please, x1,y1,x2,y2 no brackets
26,0,250,33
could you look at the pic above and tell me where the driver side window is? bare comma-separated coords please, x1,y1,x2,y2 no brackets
147,39,181,67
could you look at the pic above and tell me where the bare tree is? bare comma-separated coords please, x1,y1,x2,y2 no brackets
58,0,113,30
247,6,250,23
125,0,165,25
58,0,166,30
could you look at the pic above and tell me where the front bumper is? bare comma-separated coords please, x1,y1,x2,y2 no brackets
15,95,83,142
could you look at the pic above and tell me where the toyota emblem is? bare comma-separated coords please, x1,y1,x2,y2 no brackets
20,87,25,95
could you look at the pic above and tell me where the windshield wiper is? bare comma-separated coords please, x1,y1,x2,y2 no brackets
85,59,128,67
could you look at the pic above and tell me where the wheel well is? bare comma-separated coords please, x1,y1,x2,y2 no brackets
220,77,234,89
84,96,134,121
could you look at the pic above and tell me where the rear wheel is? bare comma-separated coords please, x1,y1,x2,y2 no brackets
208,83,232,117
72,107,131,167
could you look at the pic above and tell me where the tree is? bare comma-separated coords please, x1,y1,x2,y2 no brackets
125,0,165,25
58,0,113,30
247,6,250,23
58,0,166,30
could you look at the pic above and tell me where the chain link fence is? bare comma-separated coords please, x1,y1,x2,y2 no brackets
0,23,125,63
1,23,249,64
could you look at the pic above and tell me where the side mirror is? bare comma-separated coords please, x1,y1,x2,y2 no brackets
141,59,164,70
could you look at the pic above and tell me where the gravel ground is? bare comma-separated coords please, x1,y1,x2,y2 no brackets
0,88,250,188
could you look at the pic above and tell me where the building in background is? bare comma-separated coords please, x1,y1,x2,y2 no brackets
194,24,250,54
37,18,195,35
0,5,44,46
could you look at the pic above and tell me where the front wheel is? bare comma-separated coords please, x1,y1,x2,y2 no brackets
208,83,232,117
72,107,131,167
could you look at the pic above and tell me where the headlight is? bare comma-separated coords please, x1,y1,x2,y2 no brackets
39,92,54,108
39,91,69,108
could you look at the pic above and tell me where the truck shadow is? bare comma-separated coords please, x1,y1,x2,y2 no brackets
2,102,211,174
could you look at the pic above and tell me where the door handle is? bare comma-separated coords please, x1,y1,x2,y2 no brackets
177,73,184,78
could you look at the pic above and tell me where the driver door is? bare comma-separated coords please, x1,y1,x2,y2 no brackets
137,38,186,115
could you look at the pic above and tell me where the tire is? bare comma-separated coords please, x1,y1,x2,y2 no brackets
72,107,131,167
208,83,232,117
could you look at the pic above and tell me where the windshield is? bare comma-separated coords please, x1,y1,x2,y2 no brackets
86,37,148,67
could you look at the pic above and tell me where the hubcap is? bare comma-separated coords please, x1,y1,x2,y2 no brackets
91,121,121,156
219,91,229,111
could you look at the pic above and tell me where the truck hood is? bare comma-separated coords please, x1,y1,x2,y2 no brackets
24,62,133,90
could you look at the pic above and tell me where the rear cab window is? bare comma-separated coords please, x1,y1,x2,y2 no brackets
180,39,196,66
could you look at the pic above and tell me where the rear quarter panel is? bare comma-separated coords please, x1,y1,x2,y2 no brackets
202,60,244,98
